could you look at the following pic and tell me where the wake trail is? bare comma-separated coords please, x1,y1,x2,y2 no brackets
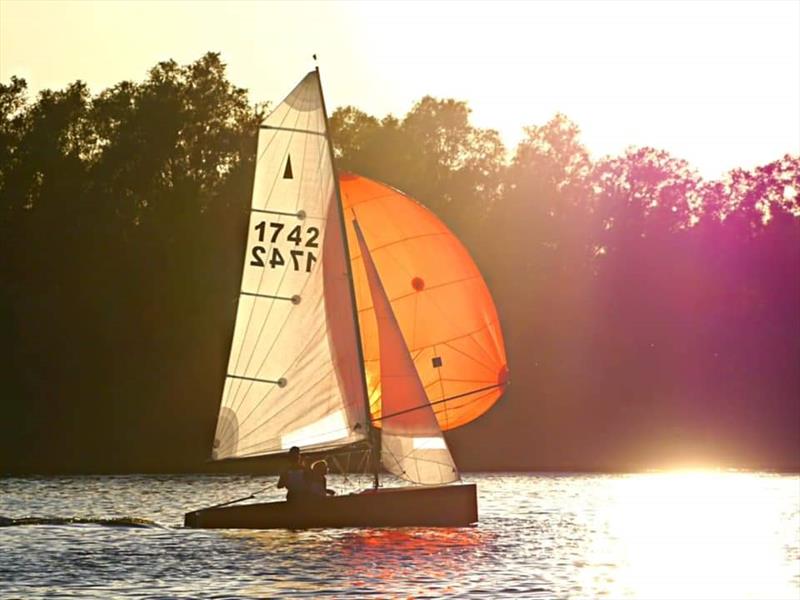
0,515,165,528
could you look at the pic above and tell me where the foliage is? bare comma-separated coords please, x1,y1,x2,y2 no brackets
1,55,797,472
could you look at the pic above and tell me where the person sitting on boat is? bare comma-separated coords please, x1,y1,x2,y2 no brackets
307,460,336,497
277,446,309,501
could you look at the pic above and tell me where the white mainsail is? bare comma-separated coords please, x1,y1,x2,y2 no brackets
353,220,459,485
212,71,368,459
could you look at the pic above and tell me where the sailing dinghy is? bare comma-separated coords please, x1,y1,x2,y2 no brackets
184,70,507,529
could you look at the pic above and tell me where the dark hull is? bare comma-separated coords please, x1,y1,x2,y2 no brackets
184,483,477,529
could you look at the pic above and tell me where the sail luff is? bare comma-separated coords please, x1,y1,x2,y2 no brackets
313,67,380,487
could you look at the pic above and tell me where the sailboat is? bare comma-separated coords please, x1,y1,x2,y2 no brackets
184,69,507,529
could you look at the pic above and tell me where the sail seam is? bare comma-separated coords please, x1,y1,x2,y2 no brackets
225,119,329,419
234,316,330,434
220,83,309,428
355,273,482,313
233,366,338,449
440,338,498,373
292,105,314,214
225,113,319,420
230,316,330,438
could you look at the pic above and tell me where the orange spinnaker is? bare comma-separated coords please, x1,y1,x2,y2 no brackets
339,172,508,431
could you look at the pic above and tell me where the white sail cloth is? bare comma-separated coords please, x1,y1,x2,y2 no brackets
353,220,459,485
212,71,368,459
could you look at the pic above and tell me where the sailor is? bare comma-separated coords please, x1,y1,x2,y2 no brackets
307,460,336,497
277,446,309,501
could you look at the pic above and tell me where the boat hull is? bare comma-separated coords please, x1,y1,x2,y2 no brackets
184,483,477,529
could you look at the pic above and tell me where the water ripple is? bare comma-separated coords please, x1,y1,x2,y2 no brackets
0,472,797,598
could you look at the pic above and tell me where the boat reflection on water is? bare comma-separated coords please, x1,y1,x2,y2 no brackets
228,525,496,597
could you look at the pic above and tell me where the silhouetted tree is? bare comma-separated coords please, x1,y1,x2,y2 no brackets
1,53,797,473
330,97,505,232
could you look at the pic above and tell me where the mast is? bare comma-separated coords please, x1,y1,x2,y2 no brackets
314,66,380,489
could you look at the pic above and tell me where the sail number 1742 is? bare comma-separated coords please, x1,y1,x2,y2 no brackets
250,221,319,272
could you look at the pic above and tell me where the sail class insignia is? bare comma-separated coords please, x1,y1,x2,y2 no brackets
283,155,294,179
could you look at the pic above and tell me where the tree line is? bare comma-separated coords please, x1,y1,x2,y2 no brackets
1,53,797,473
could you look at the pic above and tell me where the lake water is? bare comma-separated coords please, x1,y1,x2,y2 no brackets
1,472,798,599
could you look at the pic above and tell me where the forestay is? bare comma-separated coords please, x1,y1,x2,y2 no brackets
212,71,368,459
353,221,459,485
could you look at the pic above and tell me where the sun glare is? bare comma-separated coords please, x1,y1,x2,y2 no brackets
580,471,800,599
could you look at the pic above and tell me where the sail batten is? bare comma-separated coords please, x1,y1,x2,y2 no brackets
211,72,369,459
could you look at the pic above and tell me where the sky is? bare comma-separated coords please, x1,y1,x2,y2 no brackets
1,0,798,179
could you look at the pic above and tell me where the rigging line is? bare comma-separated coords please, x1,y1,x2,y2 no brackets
433,376,501,385
440,389,496,411
371,383,504,423
260,125,325,136
380,440,406,478
357,446,369,477
430,390,496,416
221,88,309,421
